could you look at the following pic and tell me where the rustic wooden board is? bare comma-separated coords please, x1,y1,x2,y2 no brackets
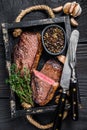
1,16,71,118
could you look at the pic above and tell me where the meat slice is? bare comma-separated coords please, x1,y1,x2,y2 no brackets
41,60,62,82
33,69,58,86
32,60,62,106
14,32,42,72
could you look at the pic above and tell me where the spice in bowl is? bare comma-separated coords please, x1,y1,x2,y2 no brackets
42,25,66,55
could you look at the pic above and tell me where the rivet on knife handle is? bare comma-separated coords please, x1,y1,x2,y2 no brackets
70,79,78,121
53,90,67,130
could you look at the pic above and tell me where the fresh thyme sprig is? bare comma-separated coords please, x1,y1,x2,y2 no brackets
6,64,34,106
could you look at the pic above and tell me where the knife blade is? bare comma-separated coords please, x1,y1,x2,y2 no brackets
53,30,79,130
69,30,79,121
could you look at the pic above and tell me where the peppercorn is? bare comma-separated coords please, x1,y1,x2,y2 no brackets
43,26,64,54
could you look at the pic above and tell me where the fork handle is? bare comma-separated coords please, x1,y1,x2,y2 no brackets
70,79,78,121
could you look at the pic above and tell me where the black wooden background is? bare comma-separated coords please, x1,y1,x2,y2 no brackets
0,0,87,130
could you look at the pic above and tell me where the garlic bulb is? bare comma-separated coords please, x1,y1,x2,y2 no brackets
63,2,82,17
53,1,82,27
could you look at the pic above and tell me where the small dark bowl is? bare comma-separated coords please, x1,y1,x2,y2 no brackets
42,24,66,56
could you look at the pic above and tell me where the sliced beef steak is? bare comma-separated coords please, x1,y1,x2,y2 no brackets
41,60,62,82
32,60,62,106
14,32,42,72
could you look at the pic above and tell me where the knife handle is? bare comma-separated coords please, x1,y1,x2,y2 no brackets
53,90,67,130
70,80,78,121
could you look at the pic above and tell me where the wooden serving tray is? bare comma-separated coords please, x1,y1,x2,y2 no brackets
1,16,71,118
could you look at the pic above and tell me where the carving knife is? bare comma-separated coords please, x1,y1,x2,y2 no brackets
53,30,79,130
69,30,79,121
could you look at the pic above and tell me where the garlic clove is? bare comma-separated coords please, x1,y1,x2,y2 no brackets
69,1,76,14
70,18,78,26
52,6,63,13
21,102,32,109
72,3,82,17
63,2,72,14
75,5,82,17
57,55,66,64
71,3,80,17
63,111,68,120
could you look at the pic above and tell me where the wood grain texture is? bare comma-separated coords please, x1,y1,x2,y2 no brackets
0,0,87,130
77,44,87,109
0,43,87,130
0,0,87,43
0,46,10,98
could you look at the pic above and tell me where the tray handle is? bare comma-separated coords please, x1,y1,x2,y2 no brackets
13,5,55,37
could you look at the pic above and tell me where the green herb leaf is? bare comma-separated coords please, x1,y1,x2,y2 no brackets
6,64,34,106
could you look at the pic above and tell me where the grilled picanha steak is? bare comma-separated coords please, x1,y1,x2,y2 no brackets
32,60,62,106
14,32,42,72
41,60,62,82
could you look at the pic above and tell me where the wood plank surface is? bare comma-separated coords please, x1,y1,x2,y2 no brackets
0,0,87,43
0,0,87,130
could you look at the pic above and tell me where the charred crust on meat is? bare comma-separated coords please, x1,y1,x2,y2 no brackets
31,33,43,71
13,32,42,72
31,59,62,106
